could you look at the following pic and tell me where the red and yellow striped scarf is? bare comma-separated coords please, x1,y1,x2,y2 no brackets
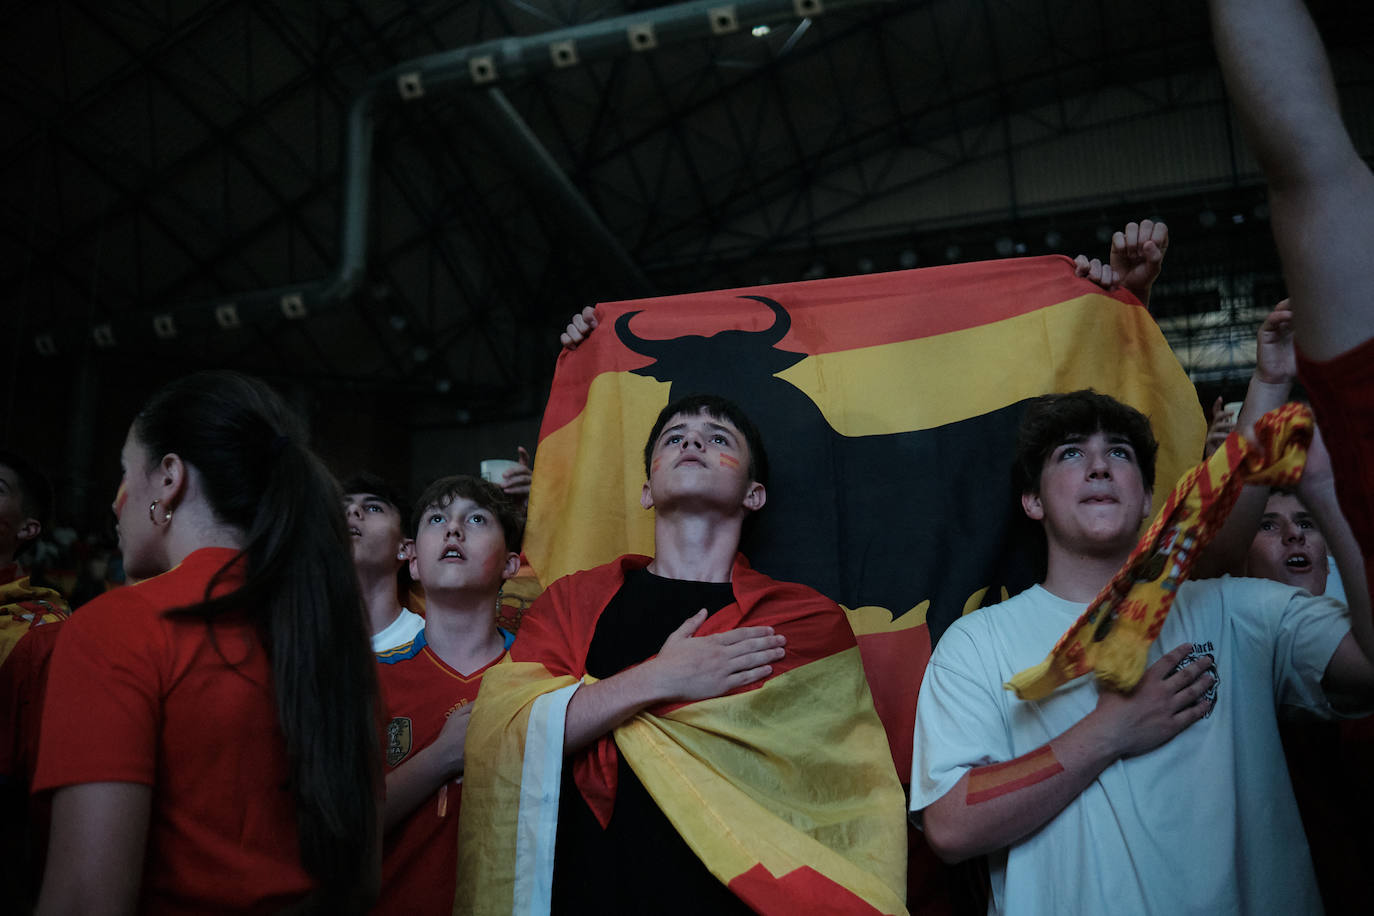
1007,402,1313,700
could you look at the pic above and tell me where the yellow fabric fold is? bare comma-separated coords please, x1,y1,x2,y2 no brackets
456,650,908,916
1007,403,1313,700
455,661,579,914
619,647,908,915
1,574,69,668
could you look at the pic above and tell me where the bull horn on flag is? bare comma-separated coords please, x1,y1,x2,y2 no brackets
523,255,1204,779
1005,402,1314,701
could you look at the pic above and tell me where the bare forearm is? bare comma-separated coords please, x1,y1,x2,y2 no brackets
922,642,1216,862
38,783,151,916
1239,374,1294,430
562,616,785,754
383,744,454,832
1305,487,1373,665
922,715,1120,862
1196,483,1272,580
1212,0,1374,361
563,663,669,755
1198,374,1296,577
1209,0,1349,183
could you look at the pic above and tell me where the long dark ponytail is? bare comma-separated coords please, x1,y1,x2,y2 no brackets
133,371,379,904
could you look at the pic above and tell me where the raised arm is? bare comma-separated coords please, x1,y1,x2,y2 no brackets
1193,302,1297,578
1209,0,1374,361
1211,0,1374,627
921,644,1214,862
1073,219,1169,309
1297,427,1374,698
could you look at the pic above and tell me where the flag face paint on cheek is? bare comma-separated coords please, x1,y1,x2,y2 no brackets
113,480,128,517
651,457,662,474
719,454,739,469
965,745,1064,805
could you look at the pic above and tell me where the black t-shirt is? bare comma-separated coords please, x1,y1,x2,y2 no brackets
551,567,753,914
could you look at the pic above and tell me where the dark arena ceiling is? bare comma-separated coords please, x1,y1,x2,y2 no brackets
4,0,1372,522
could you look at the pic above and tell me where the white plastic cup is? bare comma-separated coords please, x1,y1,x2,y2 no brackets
480,459,523,485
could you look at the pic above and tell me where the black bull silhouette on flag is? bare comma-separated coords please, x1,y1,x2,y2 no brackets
616,294,1042,645
524,259,1202,784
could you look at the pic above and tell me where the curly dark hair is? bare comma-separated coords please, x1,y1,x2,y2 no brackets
1013,389,1158,496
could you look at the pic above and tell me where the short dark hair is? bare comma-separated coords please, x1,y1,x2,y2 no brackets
340,471,411,586
0,448,54,557
1013,390,1158,495
642,395,769,489
411,475,523,552
339,472,407,515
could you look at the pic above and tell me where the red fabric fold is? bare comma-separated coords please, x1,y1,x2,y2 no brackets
510,553,858,826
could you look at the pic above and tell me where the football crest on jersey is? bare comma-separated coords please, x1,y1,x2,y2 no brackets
386,717,413,767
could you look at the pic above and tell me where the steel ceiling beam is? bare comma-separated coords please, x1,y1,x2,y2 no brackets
29,0,896,357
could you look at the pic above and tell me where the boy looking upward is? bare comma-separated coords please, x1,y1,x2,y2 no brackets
459,395,907,916
373,476,521,916
341,474,423,653
910,390,1374,914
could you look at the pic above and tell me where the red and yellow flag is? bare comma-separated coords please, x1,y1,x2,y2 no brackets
1,570,69,669
524,256,1202,780
457,555,908,915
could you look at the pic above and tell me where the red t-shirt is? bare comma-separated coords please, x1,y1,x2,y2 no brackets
0,619,63,787
373,628,511,916
1,564,70,784
34,547,314,914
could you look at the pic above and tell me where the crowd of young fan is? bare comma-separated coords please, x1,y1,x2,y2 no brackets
2,0,1371,913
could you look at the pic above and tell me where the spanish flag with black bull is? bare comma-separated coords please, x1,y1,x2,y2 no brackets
459,256,1201,913
523,255,1200,774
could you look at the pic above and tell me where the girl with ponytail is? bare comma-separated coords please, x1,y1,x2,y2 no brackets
33,371,381,915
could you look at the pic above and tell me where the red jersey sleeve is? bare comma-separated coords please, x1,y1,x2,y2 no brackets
34,590,166,791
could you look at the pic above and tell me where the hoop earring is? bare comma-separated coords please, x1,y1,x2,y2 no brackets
149,499,173,527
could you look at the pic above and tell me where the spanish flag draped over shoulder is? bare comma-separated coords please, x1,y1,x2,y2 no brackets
457,554,908,915
522,256,1203,780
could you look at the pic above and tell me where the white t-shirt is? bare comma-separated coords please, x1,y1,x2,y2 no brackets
1325,554,1347,605
371,607,424,653
910,576,1350,916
